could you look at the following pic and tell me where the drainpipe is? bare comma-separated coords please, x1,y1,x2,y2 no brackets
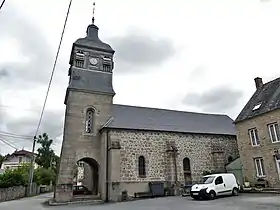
105,130,109,202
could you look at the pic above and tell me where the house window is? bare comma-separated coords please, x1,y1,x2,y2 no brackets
18,156,23,163
85,108,94,133
138,156,146,177
254,158,265,177
249,128,260,146
268,123,280,143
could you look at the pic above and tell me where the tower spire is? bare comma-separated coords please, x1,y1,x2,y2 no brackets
92,1,96,23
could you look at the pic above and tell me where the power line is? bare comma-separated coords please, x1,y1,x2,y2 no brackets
0,134,33,150
0,134,33,143
28,0,73,194
0,0,6,11
33,0,72,138
0,104,40,113
0,136,18,150
0,131,33,139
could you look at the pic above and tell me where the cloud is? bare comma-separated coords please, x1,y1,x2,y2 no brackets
260,0,272,3
3,109,64,148
110,28,176,73
0,69,8,79
0,3,58,88
183,86,243,113
0,2,67,154
189,65,207,80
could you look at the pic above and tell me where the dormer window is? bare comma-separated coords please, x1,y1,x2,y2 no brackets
253,102,262,111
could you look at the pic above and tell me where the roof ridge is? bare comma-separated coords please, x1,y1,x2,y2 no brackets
113,104,230,118
263,76,280,86
235,75,280,123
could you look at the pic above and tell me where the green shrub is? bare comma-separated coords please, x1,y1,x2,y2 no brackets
34,167,55,185
0,169,27,188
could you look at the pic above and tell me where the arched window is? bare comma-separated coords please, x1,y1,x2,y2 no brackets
183,157,191,172
85,108,94,133
183,157,192,185
75,51,85,68
138,156,146,177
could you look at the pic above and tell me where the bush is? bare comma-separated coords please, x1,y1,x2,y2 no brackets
0,163,56,188
0,169,28,188
34,167,55,185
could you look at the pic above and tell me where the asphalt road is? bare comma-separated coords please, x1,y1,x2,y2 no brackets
1,193,280,210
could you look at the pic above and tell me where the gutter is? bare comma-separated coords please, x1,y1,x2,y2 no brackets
105,130,109,202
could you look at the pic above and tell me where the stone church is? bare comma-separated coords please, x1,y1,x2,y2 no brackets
54,15,239,202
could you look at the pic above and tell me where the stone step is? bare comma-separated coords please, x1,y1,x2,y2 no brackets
72,195,101,201
48,199,104,206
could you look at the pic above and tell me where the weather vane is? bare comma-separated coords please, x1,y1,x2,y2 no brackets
92,1,96,23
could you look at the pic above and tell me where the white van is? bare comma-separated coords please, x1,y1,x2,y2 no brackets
190,173,239,200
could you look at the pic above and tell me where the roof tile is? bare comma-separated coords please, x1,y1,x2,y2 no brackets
235,77,280,123
105,104,236,136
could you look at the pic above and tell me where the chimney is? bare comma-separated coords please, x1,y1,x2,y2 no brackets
254,77,263,90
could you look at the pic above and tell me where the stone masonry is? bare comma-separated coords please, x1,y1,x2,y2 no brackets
54,91,113,202
108,130,239,197
55,10,240,203
235,108,280,188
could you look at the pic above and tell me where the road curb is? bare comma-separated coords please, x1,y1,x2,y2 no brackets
46,198,104,206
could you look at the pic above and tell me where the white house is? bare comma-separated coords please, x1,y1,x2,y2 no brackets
1,149,38,171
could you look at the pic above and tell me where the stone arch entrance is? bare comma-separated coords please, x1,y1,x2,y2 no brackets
75,157,99,195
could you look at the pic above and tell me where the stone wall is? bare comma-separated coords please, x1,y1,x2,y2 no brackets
0,186,26,202
109,129,239,198
235,109,280,188
55,90,113,202
0,184,52,202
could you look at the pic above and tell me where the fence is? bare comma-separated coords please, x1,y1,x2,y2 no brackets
0,183,53,202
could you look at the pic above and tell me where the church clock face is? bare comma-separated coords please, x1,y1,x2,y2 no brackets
89,57,98,65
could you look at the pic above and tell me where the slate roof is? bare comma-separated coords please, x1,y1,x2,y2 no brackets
68,69,115,95
74,24,114,53
103,104,236,136
235,77,280,123
5,150,35,161
13,150,35,156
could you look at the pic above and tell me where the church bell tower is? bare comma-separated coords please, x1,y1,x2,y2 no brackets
54,3,115,202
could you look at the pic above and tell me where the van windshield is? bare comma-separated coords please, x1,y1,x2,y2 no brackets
200,176,215,184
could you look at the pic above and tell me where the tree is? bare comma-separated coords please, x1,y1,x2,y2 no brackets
34,167,55,185
0,154,4,168
0,153,10,168
35,133,57,169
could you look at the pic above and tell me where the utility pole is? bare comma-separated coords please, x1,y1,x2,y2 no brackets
27,136,37,196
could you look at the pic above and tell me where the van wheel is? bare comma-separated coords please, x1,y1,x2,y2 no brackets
232,187,239,196
209,190,216,200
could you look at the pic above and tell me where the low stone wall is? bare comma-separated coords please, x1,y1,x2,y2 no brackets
0,186,26,202
0,184,53,202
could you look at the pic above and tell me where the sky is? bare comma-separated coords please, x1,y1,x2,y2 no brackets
0,0,280,155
